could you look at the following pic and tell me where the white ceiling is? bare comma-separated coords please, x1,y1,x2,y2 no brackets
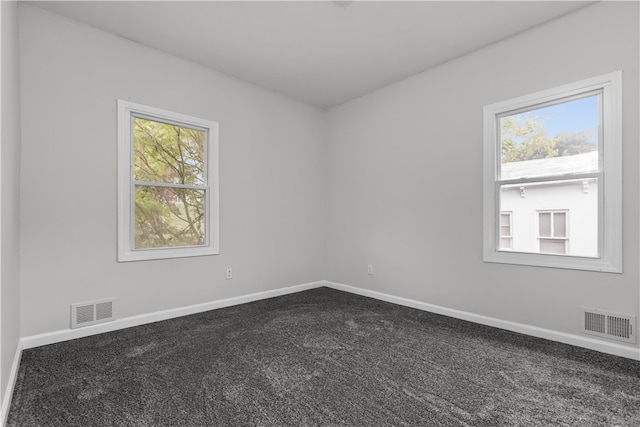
31,1,595,109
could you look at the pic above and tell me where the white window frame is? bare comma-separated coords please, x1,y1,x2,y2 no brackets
483,71,622,273
537,210,569,255
117,100,220,262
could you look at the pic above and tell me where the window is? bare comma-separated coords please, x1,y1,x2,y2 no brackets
538,211,567,255
499,212,512,250
117,100,219,261
483,72,622,272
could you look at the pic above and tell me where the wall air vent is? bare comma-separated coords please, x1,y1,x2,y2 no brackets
71,298,115,329
580,307,636,344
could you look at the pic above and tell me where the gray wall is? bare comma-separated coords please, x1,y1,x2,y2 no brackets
18,4,326,337
1,0,22,406
326,2,639,341
14,1,640,350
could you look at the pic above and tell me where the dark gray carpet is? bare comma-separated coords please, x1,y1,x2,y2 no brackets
8,287,640,426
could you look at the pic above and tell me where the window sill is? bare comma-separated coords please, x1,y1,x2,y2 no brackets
118,246,219,262
483,249,622,273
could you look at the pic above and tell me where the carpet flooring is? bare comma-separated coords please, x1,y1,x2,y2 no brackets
7,287,640,426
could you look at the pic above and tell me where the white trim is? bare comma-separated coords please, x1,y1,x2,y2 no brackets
0,341,23,427
18,280,640,359
116,100,220,262
483,71,623,273
21,281,323,350
323,281,640,361
7,279,638,419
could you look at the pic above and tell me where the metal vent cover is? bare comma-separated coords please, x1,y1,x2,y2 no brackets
96,301,113,321
580,307,635,344
71,298,115,329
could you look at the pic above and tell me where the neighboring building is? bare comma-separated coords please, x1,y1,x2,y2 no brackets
499,151,598,257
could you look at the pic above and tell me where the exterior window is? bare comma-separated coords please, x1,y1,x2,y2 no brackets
499,212,512,250
538,211,567,255
117,100,219,261
483,72,622,272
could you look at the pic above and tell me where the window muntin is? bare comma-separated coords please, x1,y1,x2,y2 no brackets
483,71,622,273
118,101,219,262
538,211,568,255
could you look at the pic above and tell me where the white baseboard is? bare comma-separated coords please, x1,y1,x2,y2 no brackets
4,278,638,426
21,281,324,350
1,340,23,427
13,278,640,408
323,281,640,361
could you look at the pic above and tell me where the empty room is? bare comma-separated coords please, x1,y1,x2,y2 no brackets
1,0,639,425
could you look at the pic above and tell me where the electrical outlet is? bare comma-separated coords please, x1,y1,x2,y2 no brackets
367,264,373,275
226,268,233,280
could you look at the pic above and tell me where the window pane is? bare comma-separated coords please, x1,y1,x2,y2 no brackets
500,181,596,257
500,213,510,227
553,212,567,237
500,225,510,237
134,185,206,249
500,95,599,180
540,239,566,255
539,213,551,237
133,117,206,185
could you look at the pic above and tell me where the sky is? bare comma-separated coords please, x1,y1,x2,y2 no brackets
520,94,599,139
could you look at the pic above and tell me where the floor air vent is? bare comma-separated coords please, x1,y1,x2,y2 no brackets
71,298,115,329
580,307,636,344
